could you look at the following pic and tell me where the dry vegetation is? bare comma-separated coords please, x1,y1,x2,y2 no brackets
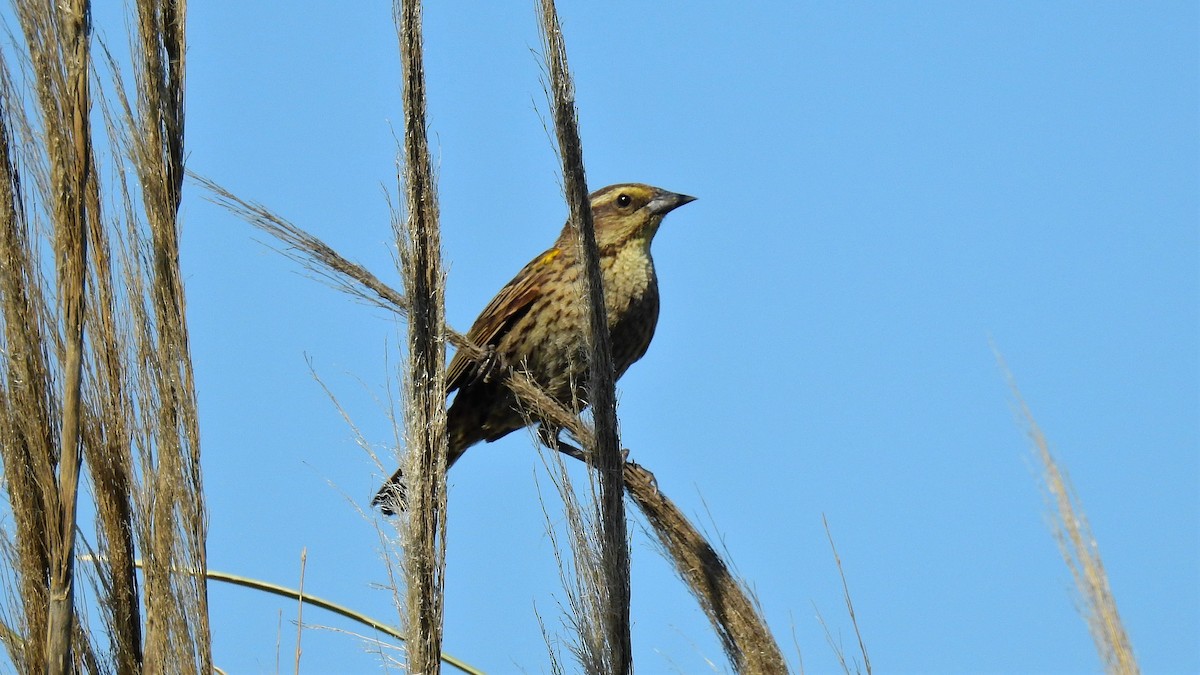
393,1,451,673
537,1,633,671
199,0,790,665
1000,360,1139,675
0,0,1141,672
0,0,208,671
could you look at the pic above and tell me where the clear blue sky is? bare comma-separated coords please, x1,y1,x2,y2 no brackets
173,2,1200,672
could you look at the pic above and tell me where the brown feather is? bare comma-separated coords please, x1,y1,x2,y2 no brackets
445,246,565,392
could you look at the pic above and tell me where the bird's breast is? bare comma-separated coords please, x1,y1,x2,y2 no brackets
602,244,660,373
601,243,656,310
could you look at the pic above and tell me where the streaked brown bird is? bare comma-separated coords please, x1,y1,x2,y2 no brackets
374,183,695,514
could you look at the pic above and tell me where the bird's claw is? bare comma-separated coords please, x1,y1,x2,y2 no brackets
626,458,659,497
470,345,505,386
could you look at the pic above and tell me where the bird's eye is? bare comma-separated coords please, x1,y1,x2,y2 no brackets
616,193,632,208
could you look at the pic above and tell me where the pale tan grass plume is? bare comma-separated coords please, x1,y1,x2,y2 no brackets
998,355,1138,674
0,0,210,670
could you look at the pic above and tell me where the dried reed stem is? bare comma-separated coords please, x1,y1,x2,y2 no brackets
537,2,631,672
620,454,788,673
395,0,449,672
23,0,96,668
0,56,56,672
84,98,142,673
127,0,211,670
2,0,208,670
822,514,871,675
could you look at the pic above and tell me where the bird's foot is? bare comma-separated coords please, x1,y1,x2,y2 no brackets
539,423,591,463
645,466,659,497
468,345,506,387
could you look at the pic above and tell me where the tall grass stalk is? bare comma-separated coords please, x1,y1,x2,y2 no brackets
536,2,632,672
14,0,96,669
536,447,619,672
394,0,450,672
0,0,209,671
126,0,211,670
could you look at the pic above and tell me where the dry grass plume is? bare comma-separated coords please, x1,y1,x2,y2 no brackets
998,356,1138,674
0,0,209,671
394,0,451,672
537,0,632,671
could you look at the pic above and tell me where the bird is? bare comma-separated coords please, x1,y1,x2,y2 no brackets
373,183,695,514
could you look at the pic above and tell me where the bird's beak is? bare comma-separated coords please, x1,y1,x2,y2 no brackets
647,190,697,216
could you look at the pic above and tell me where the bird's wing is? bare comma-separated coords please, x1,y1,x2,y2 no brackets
445,247,563,393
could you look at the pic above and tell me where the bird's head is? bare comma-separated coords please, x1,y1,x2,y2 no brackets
583,183,696,250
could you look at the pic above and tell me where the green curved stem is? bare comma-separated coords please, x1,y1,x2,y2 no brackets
78,557,484,674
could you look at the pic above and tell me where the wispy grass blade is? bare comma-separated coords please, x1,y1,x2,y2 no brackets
822,514,871,675
0,41,57,672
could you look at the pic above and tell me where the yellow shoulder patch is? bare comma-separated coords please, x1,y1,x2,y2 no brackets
539,249,561,265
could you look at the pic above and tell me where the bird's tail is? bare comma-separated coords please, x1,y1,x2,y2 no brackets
371,425,473,515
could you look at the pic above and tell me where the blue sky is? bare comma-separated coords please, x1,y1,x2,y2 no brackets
170,2,1200,672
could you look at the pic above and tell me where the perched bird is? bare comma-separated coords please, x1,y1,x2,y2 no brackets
374,183,695,514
